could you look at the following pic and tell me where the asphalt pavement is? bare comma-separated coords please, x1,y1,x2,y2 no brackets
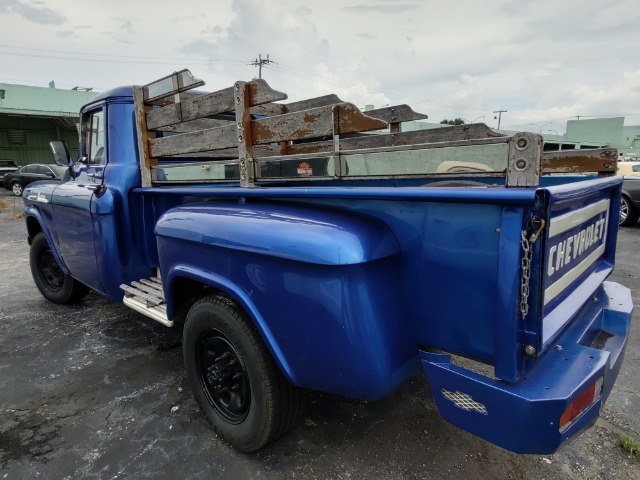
0,188,639,479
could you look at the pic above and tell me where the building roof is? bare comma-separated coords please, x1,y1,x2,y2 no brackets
0,82,98,118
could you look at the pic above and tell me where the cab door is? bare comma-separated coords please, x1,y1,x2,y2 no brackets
51,107,106,292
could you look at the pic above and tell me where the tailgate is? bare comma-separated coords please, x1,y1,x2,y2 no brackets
540,176,622,347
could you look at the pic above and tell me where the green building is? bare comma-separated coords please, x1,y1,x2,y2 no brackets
540,117,640,156
0,82,97,166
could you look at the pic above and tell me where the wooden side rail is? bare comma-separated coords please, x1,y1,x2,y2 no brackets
133,69,617,188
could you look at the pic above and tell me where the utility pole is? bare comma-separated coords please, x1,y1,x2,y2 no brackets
493,109,507,129
249,53,273,79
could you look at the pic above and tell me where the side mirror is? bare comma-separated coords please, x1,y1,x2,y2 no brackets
50,141,72,167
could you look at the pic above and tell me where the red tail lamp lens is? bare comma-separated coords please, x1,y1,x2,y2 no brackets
559,377,603,432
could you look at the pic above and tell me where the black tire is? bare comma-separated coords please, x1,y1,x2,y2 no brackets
183,294,303,452
29,233,90,304
11,182,22,196
620,196,639,227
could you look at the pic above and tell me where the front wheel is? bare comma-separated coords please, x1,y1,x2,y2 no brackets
29,233,90,303
620,196,639,227
11,182,22,196
183,294,303,452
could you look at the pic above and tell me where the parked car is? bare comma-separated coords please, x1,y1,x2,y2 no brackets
0,160,18,180
617,161,640,176
620,174,640,227
2,163,68,196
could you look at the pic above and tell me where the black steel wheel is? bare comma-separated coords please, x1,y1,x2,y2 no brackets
183,294,303,452
620,196,639,227
29,233,90,304
196,329,251,424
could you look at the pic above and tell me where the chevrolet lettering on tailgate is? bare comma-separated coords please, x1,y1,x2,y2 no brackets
544,199,610,307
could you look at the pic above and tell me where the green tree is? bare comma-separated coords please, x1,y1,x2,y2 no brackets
440,118,466,125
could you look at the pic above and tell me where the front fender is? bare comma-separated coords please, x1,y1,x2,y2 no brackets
24,205,70,274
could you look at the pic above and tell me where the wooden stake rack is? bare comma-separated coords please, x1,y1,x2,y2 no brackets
133,70,617,188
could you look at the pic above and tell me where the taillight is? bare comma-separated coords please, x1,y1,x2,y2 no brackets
559,377,603,432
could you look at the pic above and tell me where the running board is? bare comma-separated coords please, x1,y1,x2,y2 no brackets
120,277,173,327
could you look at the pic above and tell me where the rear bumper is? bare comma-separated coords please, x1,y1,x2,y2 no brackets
421,281,632,454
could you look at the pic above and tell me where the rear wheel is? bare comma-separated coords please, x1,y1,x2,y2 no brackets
620,196,639,227
11,182,22,196
183,294,303,452
29,233,90,303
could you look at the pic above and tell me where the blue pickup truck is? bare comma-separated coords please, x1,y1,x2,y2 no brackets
22,70,632,454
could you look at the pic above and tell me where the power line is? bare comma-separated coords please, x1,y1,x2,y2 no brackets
0,43,242,64
248,54,274,79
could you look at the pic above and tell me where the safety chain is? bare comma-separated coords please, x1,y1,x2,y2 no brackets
520,217,546,318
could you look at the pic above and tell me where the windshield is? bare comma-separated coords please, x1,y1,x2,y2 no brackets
51,165,69,177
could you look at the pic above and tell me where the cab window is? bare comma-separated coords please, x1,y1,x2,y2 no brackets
81,109,105,165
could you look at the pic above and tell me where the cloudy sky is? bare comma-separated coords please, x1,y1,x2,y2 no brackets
1,0,639,133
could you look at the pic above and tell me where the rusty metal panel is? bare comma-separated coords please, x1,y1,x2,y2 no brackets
541,148,617,175
251,103,387,145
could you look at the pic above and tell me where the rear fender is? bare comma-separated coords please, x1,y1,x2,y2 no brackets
163,264,296,381
156,202,411,395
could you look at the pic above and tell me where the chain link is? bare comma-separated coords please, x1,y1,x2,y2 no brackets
520,231,533,317
520,217,546,318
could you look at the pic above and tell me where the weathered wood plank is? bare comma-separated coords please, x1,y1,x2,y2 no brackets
286,94,344,113
251,103,388,145
365,104,428,124
161,144,281,159
149,124,238,157
133,86,156,187
277,122,505,156
251,103,287,116
541,148,617,174
251,94,345,117
156,118,234,133
146,79,287,130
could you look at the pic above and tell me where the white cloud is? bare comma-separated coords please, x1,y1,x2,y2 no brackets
0,0,638,133
0,0,65,25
